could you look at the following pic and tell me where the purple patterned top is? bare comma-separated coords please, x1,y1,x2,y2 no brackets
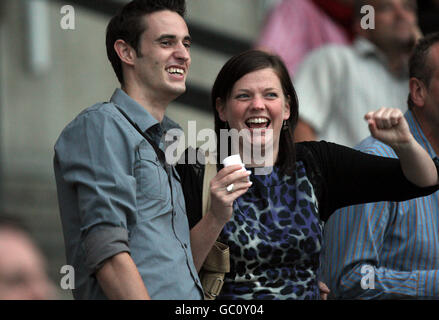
218,162,323,300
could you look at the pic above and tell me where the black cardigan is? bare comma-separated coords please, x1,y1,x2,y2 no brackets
176,141,439,228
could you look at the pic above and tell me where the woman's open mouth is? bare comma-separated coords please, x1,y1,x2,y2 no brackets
245,117,271,129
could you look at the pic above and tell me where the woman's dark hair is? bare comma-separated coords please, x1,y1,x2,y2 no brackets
211,49,299,175
106,0,186,85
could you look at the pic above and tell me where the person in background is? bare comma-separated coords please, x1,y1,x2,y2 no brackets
293,0,421,146
257,0,354,77
0,216,55,300
320,32,439,299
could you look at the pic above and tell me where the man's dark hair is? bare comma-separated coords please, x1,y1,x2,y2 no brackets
106,0,186,85
408,32,439,109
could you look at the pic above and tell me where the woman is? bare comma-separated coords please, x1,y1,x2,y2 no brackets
177,50,439,300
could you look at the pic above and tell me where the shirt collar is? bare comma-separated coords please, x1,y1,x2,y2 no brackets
354,37,408,77
354,37,383,58
110,88,181,135
405,109,438,159
161,115,182,133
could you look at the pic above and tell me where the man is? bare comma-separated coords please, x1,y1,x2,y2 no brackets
0,217,55,300
320,32,439,299
294,0,420,146
54,0,203,299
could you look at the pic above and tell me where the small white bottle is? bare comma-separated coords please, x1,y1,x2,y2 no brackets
222,154,250,181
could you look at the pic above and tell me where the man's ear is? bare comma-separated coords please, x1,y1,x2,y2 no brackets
215,97,227,122
409,77,427,108
114,39,136,66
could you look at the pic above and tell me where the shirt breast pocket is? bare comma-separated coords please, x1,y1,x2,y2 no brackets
134,142,170,203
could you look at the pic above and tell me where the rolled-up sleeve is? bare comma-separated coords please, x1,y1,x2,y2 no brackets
84,226,130,272
55,108,136,274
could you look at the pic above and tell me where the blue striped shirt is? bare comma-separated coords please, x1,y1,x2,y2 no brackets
320,110,439,299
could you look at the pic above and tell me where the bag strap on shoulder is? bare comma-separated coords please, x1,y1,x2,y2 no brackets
202,153,217,217
199,151,230,300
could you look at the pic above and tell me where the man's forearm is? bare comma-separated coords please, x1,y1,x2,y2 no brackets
96,252,151,300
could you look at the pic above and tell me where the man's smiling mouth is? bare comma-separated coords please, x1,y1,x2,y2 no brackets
166,67,185,75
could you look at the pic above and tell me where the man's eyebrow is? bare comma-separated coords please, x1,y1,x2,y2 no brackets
155,34,176,41
155,34,192,42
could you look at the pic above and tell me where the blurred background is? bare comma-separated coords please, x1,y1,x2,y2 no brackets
1,0,439,299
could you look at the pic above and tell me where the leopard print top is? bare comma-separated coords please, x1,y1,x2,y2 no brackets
217,161,323,300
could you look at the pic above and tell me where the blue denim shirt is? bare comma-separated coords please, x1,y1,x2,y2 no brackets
54,88,203,299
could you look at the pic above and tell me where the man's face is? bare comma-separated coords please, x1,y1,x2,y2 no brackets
133,10,191,101
422,44,439,127
0,229,54,300
362,0,418,51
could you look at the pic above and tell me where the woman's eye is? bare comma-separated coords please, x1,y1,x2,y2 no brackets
266,92,278,98
236,94,249,99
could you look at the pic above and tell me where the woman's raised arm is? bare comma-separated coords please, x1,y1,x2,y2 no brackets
365,107,438,187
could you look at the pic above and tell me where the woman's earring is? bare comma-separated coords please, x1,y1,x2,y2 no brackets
282,120,289,130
